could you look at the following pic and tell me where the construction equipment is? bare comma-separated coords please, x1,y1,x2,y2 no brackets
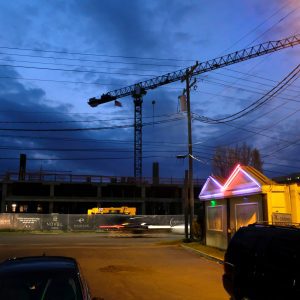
88,34,300,179
87,206,136,216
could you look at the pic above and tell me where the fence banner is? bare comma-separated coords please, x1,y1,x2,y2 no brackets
41,214,68,231
68,215,95,231
0,214,14,229
0,213,184,232
15,214,42,231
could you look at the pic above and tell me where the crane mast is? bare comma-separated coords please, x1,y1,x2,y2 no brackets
88,34,300,179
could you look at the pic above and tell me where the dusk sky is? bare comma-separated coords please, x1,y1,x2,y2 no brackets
0,0,299,180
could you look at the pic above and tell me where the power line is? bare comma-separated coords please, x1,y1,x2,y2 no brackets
211,71,300,94
218,2,292,54
6,55,300,95
0,57,173,75
0,133,188,146
223,67,300,90
0,112,181,124
200,77,300,103
195,64,300,123
246,6,300,46
0,51,184,68
0,46,194,63
0,115,185,131
0,63,158,77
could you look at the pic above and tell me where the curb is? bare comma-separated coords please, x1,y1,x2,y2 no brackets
181,244,224,264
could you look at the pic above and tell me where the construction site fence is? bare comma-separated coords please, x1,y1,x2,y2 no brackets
0,213,184,232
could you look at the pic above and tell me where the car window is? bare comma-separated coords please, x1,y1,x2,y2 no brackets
0,273,83,300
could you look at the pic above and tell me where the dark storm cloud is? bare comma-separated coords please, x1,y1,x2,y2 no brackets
67,0,205,60
0,66,136,176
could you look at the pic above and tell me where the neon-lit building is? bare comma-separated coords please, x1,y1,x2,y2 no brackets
199,165,299,250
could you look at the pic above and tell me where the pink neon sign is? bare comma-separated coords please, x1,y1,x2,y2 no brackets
199,164,263,200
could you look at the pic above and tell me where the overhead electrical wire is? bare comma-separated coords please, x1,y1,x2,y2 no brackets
223,67,300,90
0,51,183,68
0,112,182,124
0,46,194,62
0,57,174,74
218,2,292,54
246,6,300,46
0,63,158,77
193,64,300,124
0,115,185,131
2,56,300,95
0,133,190,146
200,77,300,103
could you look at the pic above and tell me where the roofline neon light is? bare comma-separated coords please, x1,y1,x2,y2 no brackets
231,187,261,195
199,176,222,198
200,192,224,200
222,164,241,191
200,164,265,200
240,168,261,188
209,176,223,188
200,178,210,196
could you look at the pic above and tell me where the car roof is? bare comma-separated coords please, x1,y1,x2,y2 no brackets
247,223,300,231
0,256,79,275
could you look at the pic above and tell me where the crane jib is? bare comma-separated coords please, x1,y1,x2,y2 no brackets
89,34,300,104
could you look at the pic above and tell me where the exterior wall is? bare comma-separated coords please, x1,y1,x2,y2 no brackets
262,185,290,222
289,184,300,223
205,199,228,250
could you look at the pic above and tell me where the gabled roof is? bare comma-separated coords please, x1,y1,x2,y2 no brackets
199,164,275,201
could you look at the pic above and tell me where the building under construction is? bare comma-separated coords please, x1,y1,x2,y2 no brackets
0,162,204,215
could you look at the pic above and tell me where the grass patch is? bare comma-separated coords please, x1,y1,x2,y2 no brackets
182,242,225,259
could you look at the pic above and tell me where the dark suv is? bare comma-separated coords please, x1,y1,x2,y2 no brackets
223,223,300,300
0,256,100,300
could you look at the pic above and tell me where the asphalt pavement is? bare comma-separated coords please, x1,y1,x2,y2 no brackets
0,232,229,300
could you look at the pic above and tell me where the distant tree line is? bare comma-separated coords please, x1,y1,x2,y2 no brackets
212,143,263,178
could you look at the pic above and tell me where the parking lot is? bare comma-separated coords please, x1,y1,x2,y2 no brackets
0,232,228,300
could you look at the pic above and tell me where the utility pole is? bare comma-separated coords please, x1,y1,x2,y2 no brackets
182,62,198,240
184,169,189,241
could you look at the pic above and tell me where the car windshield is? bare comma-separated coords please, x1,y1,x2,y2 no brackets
0,272,83,300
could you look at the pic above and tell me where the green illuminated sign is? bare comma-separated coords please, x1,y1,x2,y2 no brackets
210,200,216,207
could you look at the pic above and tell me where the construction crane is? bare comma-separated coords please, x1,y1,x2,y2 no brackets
88,34,300,179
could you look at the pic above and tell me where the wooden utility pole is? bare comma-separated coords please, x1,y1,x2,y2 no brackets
182,62,198,240
184,169,189,241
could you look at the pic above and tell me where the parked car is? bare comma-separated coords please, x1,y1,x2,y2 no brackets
223,223,300,300
0,256,101,300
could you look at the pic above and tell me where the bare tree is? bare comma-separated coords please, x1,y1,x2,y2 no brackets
212,143,263,177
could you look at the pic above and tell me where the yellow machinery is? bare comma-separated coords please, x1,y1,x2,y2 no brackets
87,206,136,216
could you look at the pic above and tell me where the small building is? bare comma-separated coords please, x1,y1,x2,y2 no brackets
199,164,300,250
